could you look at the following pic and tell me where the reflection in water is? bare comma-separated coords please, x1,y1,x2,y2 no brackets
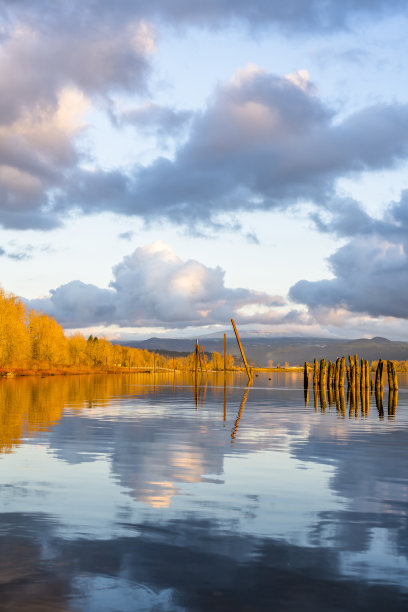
376,388,384,419
231,387,250,442
388,389,398,417
304,386,309,406
1,372,408,611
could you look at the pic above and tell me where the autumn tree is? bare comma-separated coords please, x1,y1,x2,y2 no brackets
28,311,69,365
0,288,30,367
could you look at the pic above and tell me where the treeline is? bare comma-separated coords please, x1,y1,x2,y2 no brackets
370,360,408,373
0,288,235,372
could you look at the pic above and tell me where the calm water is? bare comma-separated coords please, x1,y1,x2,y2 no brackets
1,372,408,611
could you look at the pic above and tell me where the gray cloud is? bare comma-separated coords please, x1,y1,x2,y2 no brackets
26,242,287,328
59,67,408,228
118,231,135,241
290,191,408,319
0,4,154,230
3,1,406,33
0,2,407,230
118,103,192,138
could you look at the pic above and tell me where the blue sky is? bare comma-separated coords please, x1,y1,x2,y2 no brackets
1,1,408,340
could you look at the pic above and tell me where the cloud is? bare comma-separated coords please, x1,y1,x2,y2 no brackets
0,242,47,260
58,66,408,228
3,1,406,34
118,231,135,241
26,241,287,328
0,2,406,231
0,9,154,230
118,103,192,138
290,191,408,320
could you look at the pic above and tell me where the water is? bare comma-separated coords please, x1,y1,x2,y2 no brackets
1,372,408,611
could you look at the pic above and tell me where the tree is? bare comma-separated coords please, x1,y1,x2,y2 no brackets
28,311,69,365
0,288,30,367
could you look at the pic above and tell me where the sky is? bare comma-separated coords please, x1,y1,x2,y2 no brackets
1,0,408,340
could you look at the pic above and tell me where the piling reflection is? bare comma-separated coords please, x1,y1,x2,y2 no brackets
388,389,398,417
319,386,327,412
231,387,250,443
304,386,309,406
376,388,384,419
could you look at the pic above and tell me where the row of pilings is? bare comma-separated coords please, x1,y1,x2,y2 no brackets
304,356,399,414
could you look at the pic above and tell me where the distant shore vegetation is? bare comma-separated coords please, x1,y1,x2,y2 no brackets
0,288,235,375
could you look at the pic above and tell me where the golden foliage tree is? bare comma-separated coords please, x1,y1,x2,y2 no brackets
0,289,30,367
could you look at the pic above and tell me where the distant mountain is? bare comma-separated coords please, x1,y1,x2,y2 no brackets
115,335,408,367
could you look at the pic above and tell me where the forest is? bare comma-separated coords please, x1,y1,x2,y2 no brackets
0,288,234,374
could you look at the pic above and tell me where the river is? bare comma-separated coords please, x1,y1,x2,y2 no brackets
1,372,408,610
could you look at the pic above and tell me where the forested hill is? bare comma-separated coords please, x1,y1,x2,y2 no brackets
117,336,408,367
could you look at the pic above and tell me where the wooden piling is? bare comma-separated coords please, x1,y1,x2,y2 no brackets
334,357,340,388
354,354,359,381
231,319,252,382
304,362,309,388
375,359,384,392
224,333,227,374
387,360,398,391
327,361,332,389
360,358,365,393
313,358,319,387
319,358,327,389
339,356,345,388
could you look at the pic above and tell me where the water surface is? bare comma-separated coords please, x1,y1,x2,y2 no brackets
1,372,408,611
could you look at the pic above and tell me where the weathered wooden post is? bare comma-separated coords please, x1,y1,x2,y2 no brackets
334,357,340,388
313,358,319,387
319,358,327,389
354,354,359,382
304,362,309,389
327,361,332,389
349,355,356,390
224,333,227,375
231,319,252,383
387,360,393,390
387,360,398,391
393,361,398,390
360,358,365,393
375,359,384,393
328,363,334,405
339,356,345,388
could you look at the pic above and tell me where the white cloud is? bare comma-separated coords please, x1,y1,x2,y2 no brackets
26,242,287,328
